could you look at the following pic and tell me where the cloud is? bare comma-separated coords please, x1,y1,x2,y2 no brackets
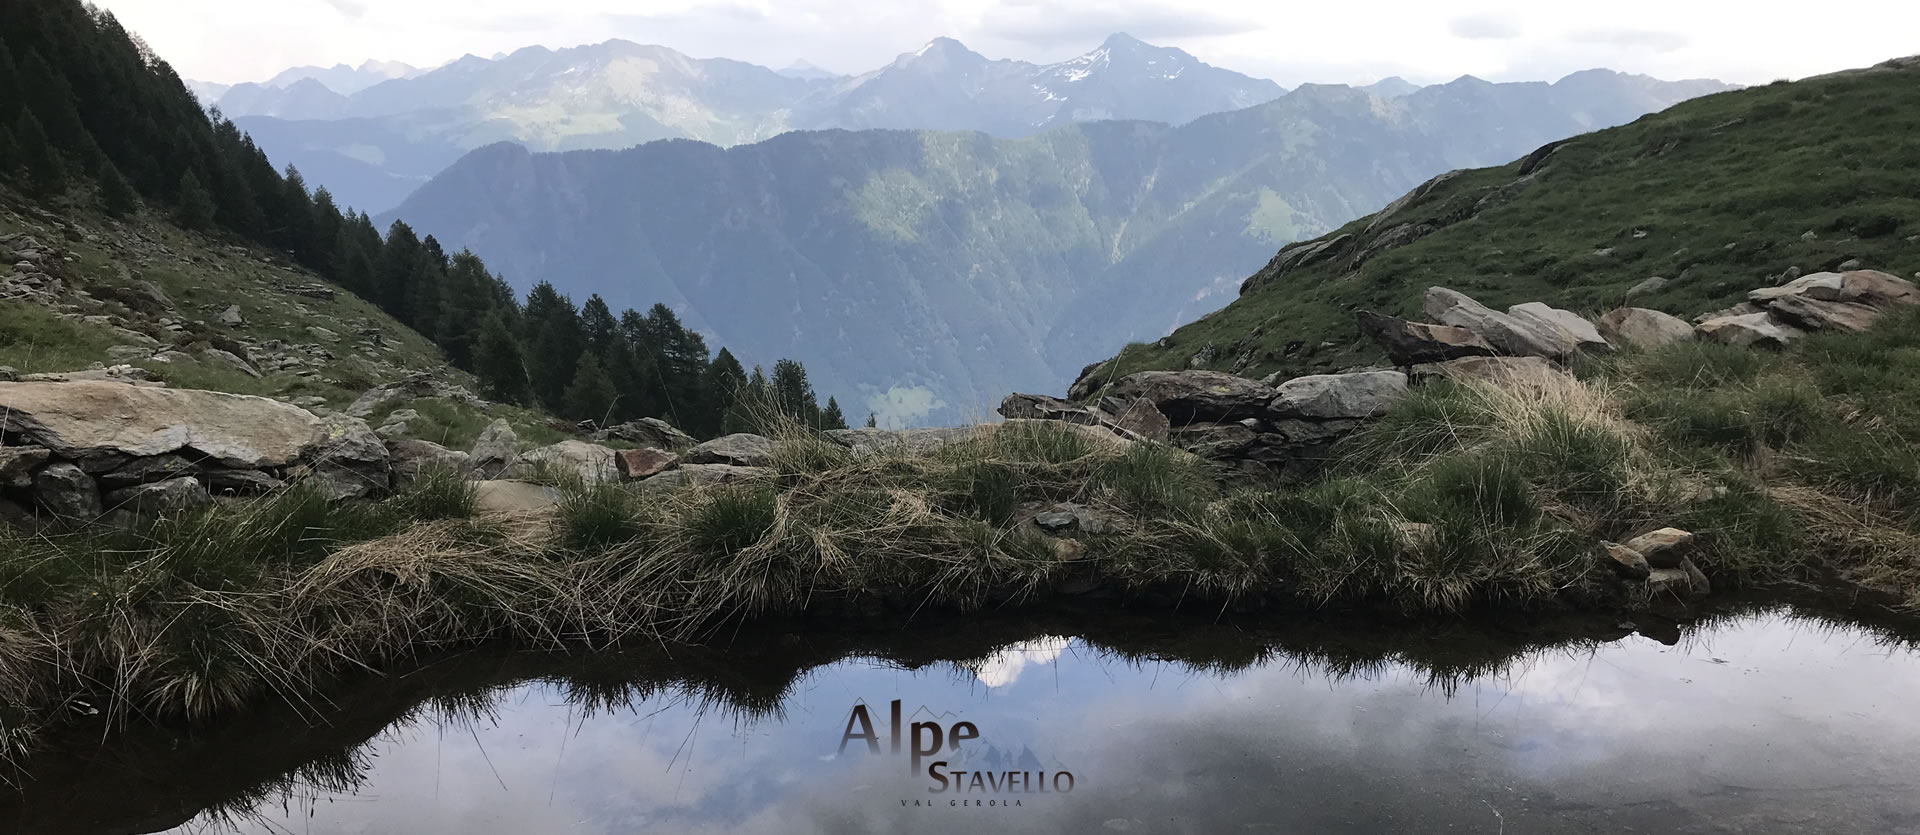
1568,27,1690,53
318,0,367,19
607,4,768,28
1448,13,1519,40
864,385,944,428
979,0,1261,48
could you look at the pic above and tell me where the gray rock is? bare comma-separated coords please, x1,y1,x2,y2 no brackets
1424,287,1577,359
1507,302,1612,354
591,417,698,452
1626,276,1670,299
1596,308,1696,349
508,440,619,484
219,305,244,327
96,454,195,489
306,414,391,500
473,480,562,514
1837,269,1919,307
639,463,775,491
1603,542,1651,580
128,280,172,310
307,326,339,341
1838,258,1864,271
1267,370,1408,420
684,433,776,467
106,344,152,363
1696,313,1804,347
1764,295,1883,333
1102,370,1274,425
468,419,519,479
344,372,487,418
615,447,679,480
103,477,210,515
1034,511,1078,531
999,392,1168,441
1647,567,1696,600
0,380,320,468
1353,311,1496,366
1622,528,1695,570
33,462,101,519
824,427,975,459
1409,356,1568,388
387,438,472,488
0,445,51,489
1749,272,1846,304
200,348,261,378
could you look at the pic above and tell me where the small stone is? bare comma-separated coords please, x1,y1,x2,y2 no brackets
1603,542,1651,580
1034,511,1078,532
1626,276,1670,299
1622,527,1695,569
1838,258,1863,271
219,305,244,327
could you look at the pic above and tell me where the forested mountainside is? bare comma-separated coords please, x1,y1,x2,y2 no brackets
0,0,845,440
385,73,1733,425
1087,57,1920,388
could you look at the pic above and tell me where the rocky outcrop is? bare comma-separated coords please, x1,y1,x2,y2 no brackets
1267,371,1408,419
344,372,489,418
1101,370,1274,425
302,415,390,501
468,419,519,479
1353,311,1496,365
684,433,776,468
1697,312,1805,347
1424,288,1578,360
1713,269,1916,345
1596,308,1695,349
1764,295,1882,332
32,462,100,519
998,392,1170,441
1409,356,1568,388
508,440,619,484
592,418,698,453
1507,302,1612,354
0,381,320,469
825,427,975,459
639,463,776,491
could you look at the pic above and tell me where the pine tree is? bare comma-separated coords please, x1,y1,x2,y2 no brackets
580,295,619,357
771,358,820,424
281,165,316,261
176,169,215,230
523,282,586,411
866,412,879,429
474,313,531,403
98,159,138,216
13,111,65,197
0,127,19,180
821,396,848,431
563,353,618,423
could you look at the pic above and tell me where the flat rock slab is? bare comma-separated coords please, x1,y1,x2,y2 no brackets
684,433,775,467
1268,370,1408,419
1696,312,1804,347
1354,311,1495,366
615,447,680,480
1508,302,1612,353
1102,370,1273,424
1597,308,1695,349
1763,294,1884,332
473,480,562,514
1424,287,1577,360
639,463,775,490
0,380,321,468
508,440,619,484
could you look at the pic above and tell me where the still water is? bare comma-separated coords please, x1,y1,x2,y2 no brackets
8,606,1920,834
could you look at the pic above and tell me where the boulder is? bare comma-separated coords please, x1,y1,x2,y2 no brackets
0,381,321,469
1102,370,1274,424
219,305,244,327
592,417,698,452
1837,269,1918,307
1646,567,1696,600
96,454,195,489
1749,272,1845,304
825,427,975,459
1000,392,1102,423
1098,397,1171,442
199,348,260,378
1626,277,1670,300
1764,294,1883,333
1507,302,1612,354
128,280,172,310
1622,528,1695,570
387,438,471,488
639,463,776,491
508,440,619,484
305,415,391,501
1001,392,1169,441
1423,287,1577,359
1267,371,1409,420
0,445,51,489
1409,356,1569,389
615,447,679,480
344,372,487,418
1603,542,1651,580
468,419,519,479
684,433,776,467
1166,422,1260,459
1696,313,1804,348
103,477,210,515
1596,308,1695,349
1354,311,1496,366
32,462,100,519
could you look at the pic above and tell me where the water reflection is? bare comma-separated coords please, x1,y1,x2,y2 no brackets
6,604,1920,834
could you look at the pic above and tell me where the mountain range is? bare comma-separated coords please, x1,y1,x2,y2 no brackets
208,34,1287,214
379,69,1734,425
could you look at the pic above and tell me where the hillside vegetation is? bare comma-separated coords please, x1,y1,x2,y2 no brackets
1093,59,1920,385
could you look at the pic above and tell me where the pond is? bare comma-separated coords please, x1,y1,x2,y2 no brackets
6,605,1920,834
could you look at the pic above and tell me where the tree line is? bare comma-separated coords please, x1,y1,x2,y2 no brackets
0,0,853,437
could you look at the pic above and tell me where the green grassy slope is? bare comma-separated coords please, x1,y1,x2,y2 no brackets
1093,59,1920,386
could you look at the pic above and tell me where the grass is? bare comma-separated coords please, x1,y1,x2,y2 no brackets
0,301,126,373
1097,59,1920,385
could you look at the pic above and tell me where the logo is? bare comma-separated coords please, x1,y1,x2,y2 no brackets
839,699,1077,807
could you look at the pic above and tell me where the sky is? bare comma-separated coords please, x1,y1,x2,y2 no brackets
96,0,1917,88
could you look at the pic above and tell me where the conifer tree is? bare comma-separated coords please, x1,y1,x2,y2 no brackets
821,396,848,431
98,159,137,216
175,169,214,230
866,412,879,429
475,313,530,403
563,353,618,423
771,358,820,424
0,127,20,180
13,111,65,197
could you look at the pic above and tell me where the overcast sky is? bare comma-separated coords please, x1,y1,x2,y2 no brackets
96,0,1917,87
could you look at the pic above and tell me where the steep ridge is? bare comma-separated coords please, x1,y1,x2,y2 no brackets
1083,58,1919,389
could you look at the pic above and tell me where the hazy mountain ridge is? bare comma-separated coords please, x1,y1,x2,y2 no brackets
382,71,1733,425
